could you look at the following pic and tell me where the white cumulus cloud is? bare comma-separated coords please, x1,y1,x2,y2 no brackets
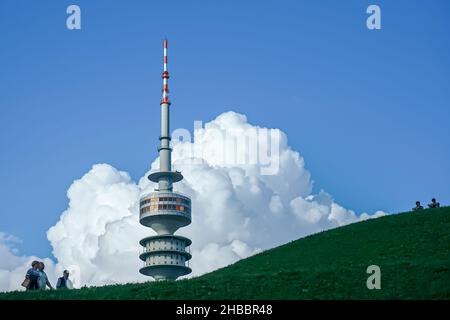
0,111,386,291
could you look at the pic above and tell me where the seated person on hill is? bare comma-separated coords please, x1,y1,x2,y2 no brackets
412,201,424,211
428,198,440,209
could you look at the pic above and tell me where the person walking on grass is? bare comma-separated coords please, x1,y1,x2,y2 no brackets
25,261,40,291
38,262,53,290
56,270,73,289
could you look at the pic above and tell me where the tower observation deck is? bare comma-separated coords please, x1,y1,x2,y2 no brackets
139,39,192,280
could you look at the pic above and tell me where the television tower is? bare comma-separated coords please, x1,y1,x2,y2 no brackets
139,39,192,280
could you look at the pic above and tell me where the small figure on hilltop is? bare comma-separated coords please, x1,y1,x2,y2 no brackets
56,270,73,289
37,262,53,290
428,198,440,209
412,201,424,211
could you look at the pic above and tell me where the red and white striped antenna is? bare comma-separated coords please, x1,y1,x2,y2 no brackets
161,38,170,105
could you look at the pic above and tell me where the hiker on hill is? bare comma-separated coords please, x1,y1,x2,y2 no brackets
56,270,73,289
37,262,53,290
412,201,424,211
428,198,440,209
25,261,40,290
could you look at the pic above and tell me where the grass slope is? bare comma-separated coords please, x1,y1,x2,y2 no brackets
1,207,449,300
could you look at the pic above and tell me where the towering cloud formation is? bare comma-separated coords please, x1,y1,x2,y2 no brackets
0,112,385,291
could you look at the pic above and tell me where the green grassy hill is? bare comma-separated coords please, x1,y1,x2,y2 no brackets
1,207,449,300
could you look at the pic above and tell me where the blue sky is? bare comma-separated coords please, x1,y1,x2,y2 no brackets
1,0,449,259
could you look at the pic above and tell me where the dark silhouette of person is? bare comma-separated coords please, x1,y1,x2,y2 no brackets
428,198,440,209
413,201,424,211
25,261,40,290
56,270,71,289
